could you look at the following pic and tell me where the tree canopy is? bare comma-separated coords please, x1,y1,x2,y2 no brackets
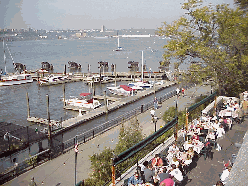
157,0,248,96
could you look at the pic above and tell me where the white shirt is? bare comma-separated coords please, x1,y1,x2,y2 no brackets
216,127,225,138
170,168,183,181
220,169,230,182
150,110,155,116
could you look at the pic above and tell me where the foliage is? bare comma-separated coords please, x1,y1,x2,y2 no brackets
157,0,248,97
84,117,144,186
26,154,38,168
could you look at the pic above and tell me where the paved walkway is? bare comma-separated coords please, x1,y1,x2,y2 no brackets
3,84,212,186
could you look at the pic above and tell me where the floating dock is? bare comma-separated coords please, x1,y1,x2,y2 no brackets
53,81,176,134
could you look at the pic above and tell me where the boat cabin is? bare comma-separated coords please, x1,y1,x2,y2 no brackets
79,93,94,103
68,61,81,69
41,62,53,71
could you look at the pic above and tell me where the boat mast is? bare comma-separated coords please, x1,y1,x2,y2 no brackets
3,38,6,73
141,51,144,82
118,37,119,48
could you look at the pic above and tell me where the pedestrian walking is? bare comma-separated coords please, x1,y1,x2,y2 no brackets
154,97,158,110
28,177,37,186
181,88,185,97
176,88,180,97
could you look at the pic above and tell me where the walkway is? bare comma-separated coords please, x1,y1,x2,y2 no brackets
3,85,212,186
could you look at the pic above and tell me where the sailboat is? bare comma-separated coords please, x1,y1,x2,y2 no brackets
113,37,124,51
0,39,33,86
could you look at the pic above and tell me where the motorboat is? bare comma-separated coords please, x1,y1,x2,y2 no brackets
107,85,138,96
128,81,153,89
38,74,68,86
0,74,33,86
64,93,101,109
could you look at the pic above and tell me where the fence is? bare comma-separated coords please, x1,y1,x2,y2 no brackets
0,83,194,184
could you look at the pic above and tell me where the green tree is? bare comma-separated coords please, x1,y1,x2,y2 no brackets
157,0,248,97
84,117,144,186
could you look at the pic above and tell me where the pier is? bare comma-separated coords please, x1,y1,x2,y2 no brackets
56,81,176,133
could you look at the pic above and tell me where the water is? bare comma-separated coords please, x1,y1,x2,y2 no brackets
1,37,169,73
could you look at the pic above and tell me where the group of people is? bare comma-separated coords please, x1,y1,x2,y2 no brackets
127,143,191,186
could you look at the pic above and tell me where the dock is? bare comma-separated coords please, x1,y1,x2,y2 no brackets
56,81,176,133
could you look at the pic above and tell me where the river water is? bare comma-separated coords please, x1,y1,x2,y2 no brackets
0,36,172,130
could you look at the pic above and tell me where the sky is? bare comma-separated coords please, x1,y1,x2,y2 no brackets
0,0,235,30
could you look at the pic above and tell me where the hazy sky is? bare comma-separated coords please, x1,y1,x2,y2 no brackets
0,0,235,30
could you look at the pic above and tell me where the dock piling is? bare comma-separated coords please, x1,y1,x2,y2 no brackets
26,92,30,118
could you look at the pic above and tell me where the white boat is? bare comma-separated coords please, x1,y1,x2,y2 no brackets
0,39,33,86
128,81,153,89
107,85,137,96
64,93,101,109
0,74,33,86
38,74,68,86
113,37,124,51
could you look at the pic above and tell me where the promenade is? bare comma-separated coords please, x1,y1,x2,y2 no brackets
4,85,213,186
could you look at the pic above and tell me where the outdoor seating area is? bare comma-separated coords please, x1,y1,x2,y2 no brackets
121,94,247,186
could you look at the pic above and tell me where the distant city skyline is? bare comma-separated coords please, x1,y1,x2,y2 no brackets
1,0,235,30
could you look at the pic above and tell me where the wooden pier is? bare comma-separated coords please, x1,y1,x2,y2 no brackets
52,81,176,134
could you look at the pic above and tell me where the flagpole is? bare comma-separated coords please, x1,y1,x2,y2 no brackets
75,135,78,186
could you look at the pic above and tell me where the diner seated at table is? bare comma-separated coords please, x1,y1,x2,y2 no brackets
187,147,195,159
142,163,154,184
151,154,164,167
128,171,143,186
191,133,199,140
168,143,179,154
169,164,184,184
155,167,170,185
159,177,175,186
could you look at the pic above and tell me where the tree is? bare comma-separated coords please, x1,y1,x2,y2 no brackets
157,0,248,96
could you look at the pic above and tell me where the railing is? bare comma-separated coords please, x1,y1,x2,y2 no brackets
0,83,194,184
0,149,50,184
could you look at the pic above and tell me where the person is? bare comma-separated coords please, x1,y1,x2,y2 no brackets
176,88,180,97
220,166,232,184
168,143,179,154
28,177,37,186
160,177,175,186
142,164,154,183
169,164,183,184
150,109,155,118
128,172,143,186
181,88,185,97
216,125,225,139
154,97,158,110
191,133,199,141
155,167,170,184
151,154,164,167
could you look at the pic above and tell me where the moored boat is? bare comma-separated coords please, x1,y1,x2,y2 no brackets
0,74,33,86
64,93,101,109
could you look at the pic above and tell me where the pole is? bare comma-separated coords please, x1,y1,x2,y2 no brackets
75,135,78,186
175,100,178,141
114,64,117,87
26,92,30,118
141,51,144,81
64,64,66,75
63,84,66,107
26,126,30,154
112,160,116,186
185,107,189,133
104,90,108,114
46,95,52,156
